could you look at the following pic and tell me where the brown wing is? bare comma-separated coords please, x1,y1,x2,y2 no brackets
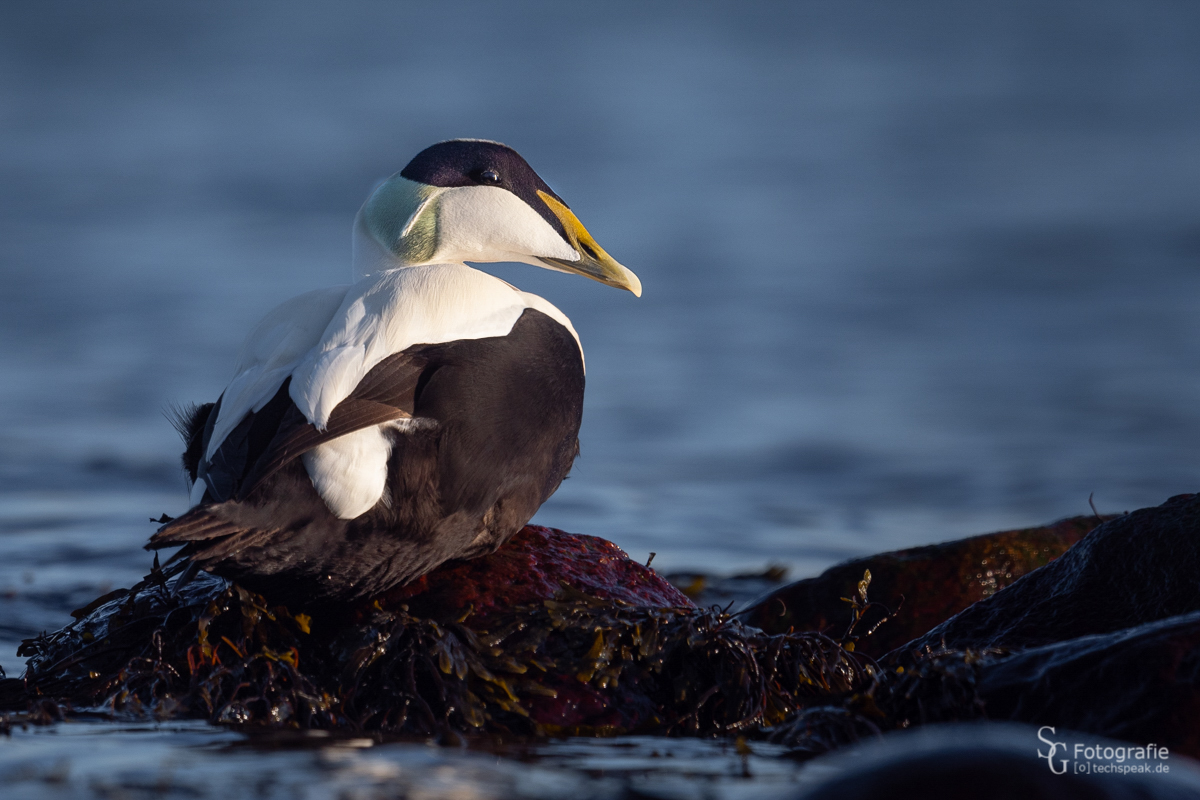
149,352,429,556
237,349,428,499
148,502,281,554
150,350,428,552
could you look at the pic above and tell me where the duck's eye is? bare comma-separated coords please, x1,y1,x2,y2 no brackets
479,168,501,184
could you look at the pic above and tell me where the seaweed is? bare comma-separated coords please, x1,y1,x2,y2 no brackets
8,553,1011,757
765,645,998,758
761,571,994,758
7,567,877,740
836,569,902,652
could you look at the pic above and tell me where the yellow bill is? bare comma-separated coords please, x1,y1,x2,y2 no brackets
537,190,642,296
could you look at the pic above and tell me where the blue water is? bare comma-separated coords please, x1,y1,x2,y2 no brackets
2,2,1200,793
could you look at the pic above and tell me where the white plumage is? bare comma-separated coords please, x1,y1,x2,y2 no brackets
201,264,579,519
300,424,394,519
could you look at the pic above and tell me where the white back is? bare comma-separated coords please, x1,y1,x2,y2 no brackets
200,264,580,519
289,263,549,429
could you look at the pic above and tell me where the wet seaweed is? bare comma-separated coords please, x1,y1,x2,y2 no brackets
765,646,997,758
7,566,878,740
760,570,996,758
836,569,903,652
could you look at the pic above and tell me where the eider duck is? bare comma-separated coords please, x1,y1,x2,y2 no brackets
149,140,640,605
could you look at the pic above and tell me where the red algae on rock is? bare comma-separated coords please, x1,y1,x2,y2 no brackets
379,525,694,624
743,515,1104,657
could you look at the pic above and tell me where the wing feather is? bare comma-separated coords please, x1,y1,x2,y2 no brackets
150,507,243,546
235,351,426,497
161,350,430,556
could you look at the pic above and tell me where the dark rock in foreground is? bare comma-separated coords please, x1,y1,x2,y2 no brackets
743,514,1102,657
791,723,1200,800
7,526,869,737
979,610,1200,757
897,494,1200,657
771,494,1200,759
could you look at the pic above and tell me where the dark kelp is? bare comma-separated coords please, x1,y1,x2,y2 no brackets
3,527,874,738
766,647,994,759
769,610,1200,762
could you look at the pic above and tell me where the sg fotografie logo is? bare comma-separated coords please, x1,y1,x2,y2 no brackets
1038,726,1170,776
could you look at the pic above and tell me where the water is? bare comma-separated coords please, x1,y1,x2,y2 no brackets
0,723,809,799
2,1,1200,793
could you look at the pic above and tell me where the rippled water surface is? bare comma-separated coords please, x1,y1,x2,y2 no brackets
2,1,1200,794
1,723,811,799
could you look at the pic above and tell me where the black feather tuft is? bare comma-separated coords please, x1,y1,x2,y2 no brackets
166,402,215,484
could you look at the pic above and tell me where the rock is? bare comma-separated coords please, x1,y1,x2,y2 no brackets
768,609,1200,761
790,723,1200,800
769,495,1200,759
743,515,1102,657
978,610,1200,757
897,494,1200,658
380,525,695,624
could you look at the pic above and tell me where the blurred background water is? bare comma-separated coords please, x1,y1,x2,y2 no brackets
1,1,1199,794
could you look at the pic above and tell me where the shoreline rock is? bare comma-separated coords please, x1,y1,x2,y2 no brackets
978,610,1200,757
790,723,1200,799
896,494,1200,657
769,493,1200,759
9,495,1200,769
378,526,694,624
742,514,1104,657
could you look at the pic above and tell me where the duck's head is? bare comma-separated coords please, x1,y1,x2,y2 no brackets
353,139,641,296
